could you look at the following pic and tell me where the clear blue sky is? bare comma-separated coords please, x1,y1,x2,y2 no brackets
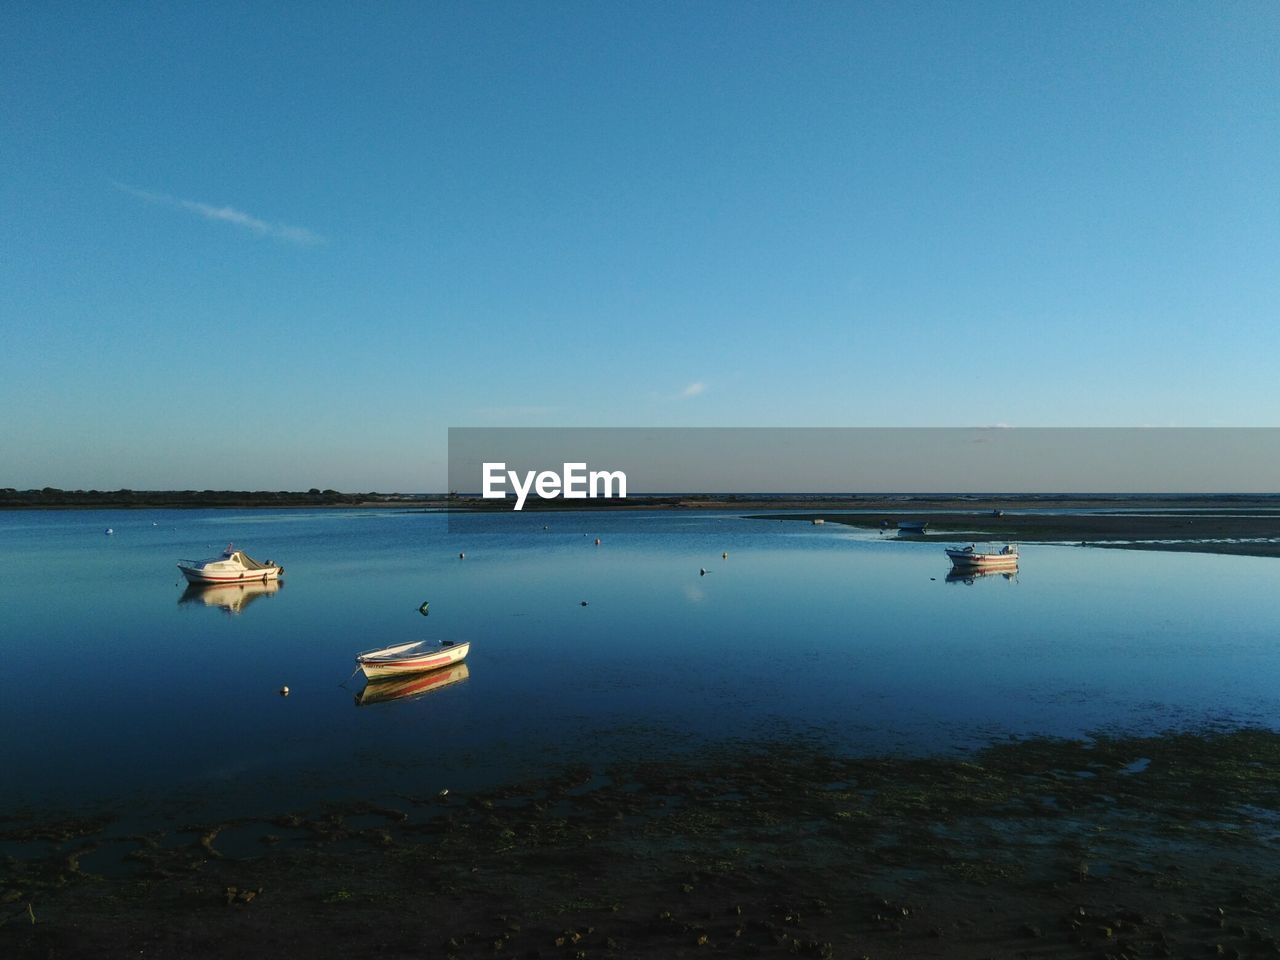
2,1,1277,491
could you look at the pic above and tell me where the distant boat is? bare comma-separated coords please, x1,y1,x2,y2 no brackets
356,663,470,706
945,543,1019,570
812,518,825,525
897,520,928,532
177,543,283,584
356,639,470,680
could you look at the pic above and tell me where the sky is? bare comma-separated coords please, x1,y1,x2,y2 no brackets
2,1,1277,491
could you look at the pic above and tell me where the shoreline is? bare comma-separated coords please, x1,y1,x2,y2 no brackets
9,491,1280,557
4,728,1278,958
749,510,1280,558
7,491,1280,511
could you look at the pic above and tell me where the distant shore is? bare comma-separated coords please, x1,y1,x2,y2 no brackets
7,489,1280,512
6,489,1280,558
745,500,1280,558
0,488,445,509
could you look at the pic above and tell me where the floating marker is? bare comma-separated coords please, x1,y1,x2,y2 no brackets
700,568,707,576
580,600,589,606
594,538,601,545
419,601,430,616
459,552,465,559
104,528,114,536
279,686,290,697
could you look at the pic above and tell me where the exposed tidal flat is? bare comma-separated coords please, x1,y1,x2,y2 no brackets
3,507,1280,957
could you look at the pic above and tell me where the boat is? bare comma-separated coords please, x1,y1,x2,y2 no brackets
355,639,470,680
356,663,470,706
897,520,928,532
945,543,1019,569
177,544,284,584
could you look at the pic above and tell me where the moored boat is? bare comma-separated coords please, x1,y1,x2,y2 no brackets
945,543,1019,569
356,639,470,680
898,520,928,532
177,544,284,584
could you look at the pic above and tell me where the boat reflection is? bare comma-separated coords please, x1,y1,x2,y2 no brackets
944,569,1018,586
355,663,470,706
178,579,282,614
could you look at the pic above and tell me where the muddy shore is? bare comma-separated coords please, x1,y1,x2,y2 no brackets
748,507,1280,559
4,729,1279,959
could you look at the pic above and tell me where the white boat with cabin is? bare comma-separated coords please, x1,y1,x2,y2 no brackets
177,544,284,584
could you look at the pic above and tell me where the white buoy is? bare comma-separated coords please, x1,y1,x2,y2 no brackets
700,567,707,576
722,552,728,559
594,538,601,545
279,686,290,697
459,552,465,559
104,528,113,536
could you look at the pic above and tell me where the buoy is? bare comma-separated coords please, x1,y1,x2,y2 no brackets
459,552,465,559
722,552,728,559
104,528,113,536
419,601,430,616
437,788,449,798
279,686,290,697
580,600,589,606
594,538,601,545
700,568,707,576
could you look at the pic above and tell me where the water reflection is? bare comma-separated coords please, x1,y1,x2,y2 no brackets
944,569,1018,586
355,663,471,706
178,579,282,614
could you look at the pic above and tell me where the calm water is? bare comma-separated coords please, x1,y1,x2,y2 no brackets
3,508,1280,821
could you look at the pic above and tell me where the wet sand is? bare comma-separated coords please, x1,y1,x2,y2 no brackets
4,730,1279,958
746,503,1280,558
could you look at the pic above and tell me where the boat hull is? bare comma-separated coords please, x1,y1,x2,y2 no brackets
178,564,283,584
945,549,1018,569
357,641,470,680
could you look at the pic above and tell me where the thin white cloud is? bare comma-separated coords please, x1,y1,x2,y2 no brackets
680,381,707,398
114,182,324,245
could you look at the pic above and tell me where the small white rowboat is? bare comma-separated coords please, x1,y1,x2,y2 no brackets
356,639,470,680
